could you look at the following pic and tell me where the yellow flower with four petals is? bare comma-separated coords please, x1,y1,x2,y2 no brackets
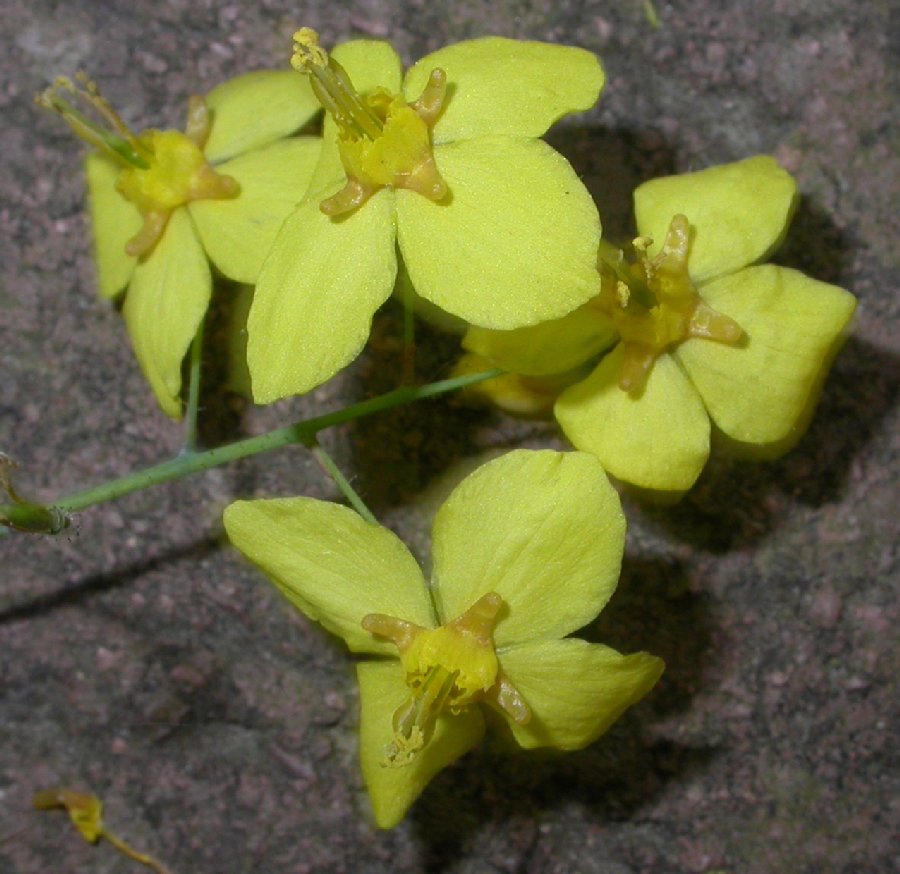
39,71,323,416
248,32,606,402
224,450,663,827
465,157,857,493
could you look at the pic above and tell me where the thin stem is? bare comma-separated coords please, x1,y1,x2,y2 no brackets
307,439,377,524
183,317,205,453
46,368,501,518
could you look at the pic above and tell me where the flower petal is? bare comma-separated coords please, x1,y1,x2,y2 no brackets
247,187,397,403
202,71,320,164
332,39,404,94
676,264,856,450
430,450,625,648
357,659,485,829
452,352,585,418
85,153,140,299
463,302,615,375
223,498,435,655
189,137,321,284
403,37,604,143
555,345,710,493
397,136,600,329
497,638,664,750
122,209,210,418
634,156,798,284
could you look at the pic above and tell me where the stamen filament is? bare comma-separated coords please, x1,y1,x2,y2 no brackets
36,77,151,169
387,666,458,766
292,28,383,141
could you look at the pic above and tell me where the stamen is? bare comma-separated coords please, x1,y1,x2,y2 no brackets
291,28,383,140
36,75,150,169
384,666,458,767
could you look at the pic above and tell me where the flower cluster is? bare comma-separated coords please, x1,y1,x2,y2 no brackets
32,26,855,834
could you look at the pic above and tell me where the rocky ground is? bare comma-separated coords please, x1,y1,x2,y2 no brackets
0,1,897,872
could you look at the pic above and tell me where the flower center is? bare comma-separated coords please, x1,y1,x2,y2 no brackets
362,592,530,767
596,214,744,393
36,74,239,258
291,28,448,216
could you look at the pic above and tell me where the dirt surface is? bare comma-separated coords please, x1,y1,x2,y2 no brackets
1,1,897,872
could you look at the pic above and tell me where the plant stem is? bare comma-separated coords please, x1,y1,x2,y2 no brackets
307,439,378,524
23,368,499,521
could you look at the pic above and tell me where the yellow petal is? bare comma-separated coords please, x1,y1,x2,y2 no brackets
431,450,625,648
357,660,484,829
202,70,320,164
122,209,210,418
221,284,254,398
403,37,604,143
306,115,345,197
247,187,397,403
452,352,583,418
676,265,856,451
463,301,614,375
189,136,322,283
396,136,600,329
223,498,435,655
85,152,140,299
332,39,404,94
634,156,798,284
555,345,710,493
497,639,664,750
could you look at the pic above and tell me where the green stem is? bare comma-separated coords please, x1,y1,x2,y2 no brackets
184,317,205,453
307,440,377,524
4,368,499,528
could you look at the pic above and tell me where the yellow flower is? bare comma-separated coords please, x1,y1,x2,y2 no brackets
247,32,606,402
465,157,857,494
38,72,322,417
225,450,663,827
